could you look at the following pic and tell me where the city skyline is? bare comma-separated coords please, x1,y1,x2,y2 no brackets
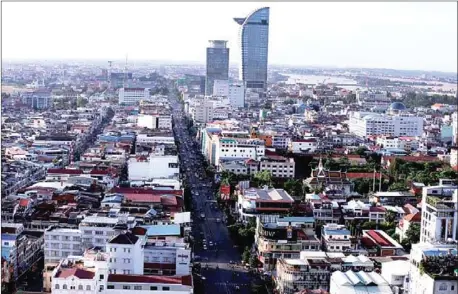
2,2,458,72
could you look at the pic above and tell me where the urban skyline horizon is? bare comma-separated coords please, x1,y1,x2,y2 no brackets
3,2,457,73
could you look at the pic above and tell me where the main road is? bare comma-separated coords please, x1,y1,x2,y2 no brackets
169,90,251,294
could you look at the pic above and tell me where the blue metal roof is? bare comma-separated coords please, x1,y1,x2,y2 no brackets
1,234,17,241
141,225,181,236
324,229,351,236
279,216,315,223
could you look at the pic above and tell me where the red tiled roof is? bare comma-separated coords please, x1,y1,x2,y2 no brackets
366,230,393,247
404,212,421,222
47,168,83,175
111,187,183,196
347,172,388,179
124,193,161,203
107,274,192,286
370,206,386,212
55,268,95,279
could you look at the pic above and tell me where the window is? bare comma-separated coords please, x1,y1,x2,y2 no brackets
99,274,104,280
451,286,455,291
123,285,131,290
150,286,158,290
134,286,142,290
107,285,115,290
63,284,67,290
163,287,170,291
55,284,60,289
100,285,104,291
86,285,91,291
439,283,447,291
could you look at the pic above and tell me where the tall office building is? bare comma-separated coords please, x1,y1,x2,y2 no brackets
234,7,270,90
205,40,229,96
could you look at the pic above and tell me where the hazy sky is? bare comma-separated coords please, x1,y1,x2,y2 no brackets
2,2,457,72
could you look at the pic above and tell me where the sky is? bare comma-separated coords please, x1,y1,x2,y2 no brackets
2,2,457,72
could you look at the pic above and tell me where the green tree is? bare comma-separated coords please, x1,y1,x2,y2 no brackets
385,211,397,223
388,181,409,192
77,96,89,107
242,247,250,264
405,223,420,244
354,146,368,156
253,170,272,187
249,253,258,268
284,179,303,198
361,221,377,230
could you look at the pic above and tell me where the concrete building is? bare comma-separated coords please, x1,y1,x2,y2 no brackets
406,242,457,294
380,260,409,290
44,227,83,264
356,91,391,109
118,88,149,105
22,89,52,109
234,7,270,90
420,181,458,243
349,105,424,138
376,136,420,152
128,154,179,181
213,79,229,96
106,232,144,275
205,40,229,95
255,217,320,271
321,224,352,253
228,84,245,108
137,115,172,130
289,138,318,154
259,156,295,178
237,187,294,222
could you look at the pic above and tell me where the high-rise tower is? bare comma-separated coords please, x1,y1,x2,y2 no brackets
205,40,229,96
234,7,270,90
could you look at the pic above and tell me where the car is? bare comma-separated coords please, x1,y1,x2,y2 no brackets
200,213,205,219
235,286,240,291
229,260,235,264
216,218,221,223
203,245,207,250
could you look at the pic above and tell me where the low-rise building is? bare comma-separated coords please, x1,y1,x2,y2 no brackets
329,270,393,294
321,224,352,253
44,226,83,264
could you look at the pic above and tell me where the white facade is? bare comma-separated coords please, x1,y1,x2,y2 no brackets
128,155,179,181
137,115,172,130
259,158,295,178
376,136,420,151
420,185,458,243
330,271,393,294
106,235,144,275
118,88,149,105
228,84,245,108
136,134,175,145
212,79,229,96
407,243,457,294
450,147,458,168
452,111,457,145
44,228,83,264
349,112,424,137
381,260,409,287
215,137,265,164
289,139,318,154
322,224,352,252
79,215,136,250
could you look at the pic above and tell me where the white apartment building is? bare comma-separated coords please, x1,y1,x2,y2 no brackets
215,137,265,165
44,227,83,264
376,136,420,151
356,91,391,108
349,111,424,137
212,80,245,108
450,147,458,168
228,84,245,108
107,232,144,275
259,157,295,178
190,98,216,123
407,242,457,294
289,138,318,154
118,88,149,105
321,224,352,252
128,153,179,181
272,135,291,150
136,134,175,145
137,114,172,130
144,243,191,276
452,111,458,145
212,79,229,96
420,182,458,243
79,215,136,250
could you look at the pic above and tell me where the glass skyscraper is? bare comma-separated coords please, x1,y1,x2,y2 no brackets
234,7,270,90
205,40,229,96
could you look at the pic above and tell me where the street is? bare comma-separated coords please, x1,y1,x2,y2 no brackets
169,91,251,294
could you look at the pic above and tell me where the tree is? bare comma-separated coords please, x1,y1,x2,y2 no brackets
388,181,409,192
284,179,303,198
249,253,258,268
354,146,368,156
361,221,377,230
405,223,420,244
242,247,250,264
384,211,397,224
77,96,89,108
253,170,272,187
